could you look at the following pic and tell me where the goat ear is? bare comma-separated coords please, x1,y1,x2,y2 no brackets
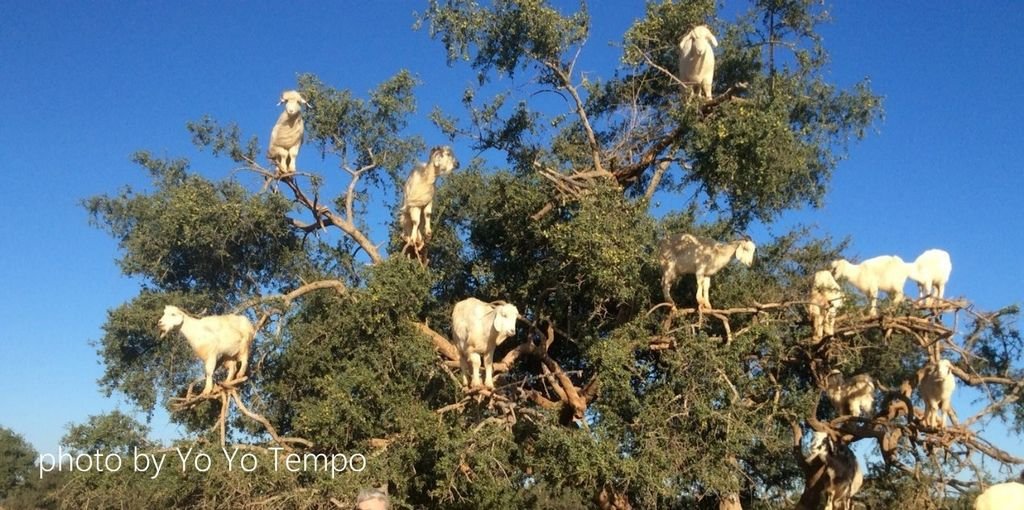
707,33,719,47
492,309,517,337
680,35,694,54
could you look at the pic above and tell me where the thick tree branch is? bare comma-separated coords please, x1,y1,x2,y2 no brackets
414,321,461,362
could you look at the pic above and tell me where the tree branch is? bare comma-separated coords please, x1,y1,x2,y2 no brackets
642,160,672,202
542,59,608,178
414,321,461,362
235,279,348,315
280,173,383,264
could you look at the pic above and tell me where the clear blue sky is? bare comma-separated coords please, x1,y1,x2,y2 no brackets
1,1,1021,468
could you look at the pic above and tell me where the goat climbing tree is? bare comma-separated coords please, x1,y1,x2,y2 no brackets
67,1,1023,508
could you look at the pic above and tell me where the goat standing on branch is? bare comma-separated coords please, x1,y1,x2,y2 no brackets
906,248,952,306
808,270,844,342
918,358,957,429
678,25,718,99
400,146,458,258
659,234,755,310
830,255,909,317
451,298,519,389
824,371,875,417
158,305,255,395
268,90,308,175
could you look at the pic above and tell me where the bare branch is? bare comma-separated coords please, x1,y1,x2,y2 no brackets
541,59,609,178
643,160,672,202
637,48,687,88
277,171,384,264
230,391,313,450
234,279,348,315
170,384,311,451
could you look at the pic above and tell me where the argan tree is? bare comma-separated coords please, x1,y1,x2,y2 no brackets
63,1,1022,508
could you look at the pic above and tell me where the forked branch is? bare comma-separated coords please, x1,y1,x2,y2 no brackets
169,382,311,451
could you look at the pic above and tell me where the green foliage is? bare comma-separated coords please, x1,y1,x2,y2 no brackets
420,0,881,227
420,0,590,84
0,426,37,500
187,117,262,164
544,186,656,310
85,152,300,298
62,411,152,456
56,447,323,510
298,71,423,184
687,99,822,225
265,258,449,450
622,0,716,68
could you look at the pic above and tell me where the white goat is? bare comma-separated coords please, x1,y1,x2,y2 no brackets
805,432,862,510
268,90,308,174
975,482,1024,510
808,270,844,342
452,298,519,389
824,371,876,417
400,146,458,252
678,25,718,99
659,234,755,310
830,256,910,316
157,305,255,395
918,358,957,429
906,249,952,306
